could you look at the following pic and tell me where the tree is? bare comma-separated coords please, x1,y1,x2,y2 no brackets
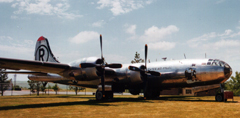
52,84,59,95
40,84,46,95
27,80,44,95
69,86,85,95
27,80,37,94
224,71,240,95
131,52,144,64
0,69,11,96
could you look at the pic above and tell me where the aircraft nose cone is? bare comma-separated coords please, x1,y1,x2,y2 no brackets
224,64,232,78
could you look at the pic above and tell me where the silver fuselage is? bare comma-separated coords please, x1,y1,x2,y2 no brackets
28,58,232,90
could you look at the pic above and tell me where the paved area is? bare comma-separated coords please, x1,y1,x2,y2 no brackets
2,90,133,96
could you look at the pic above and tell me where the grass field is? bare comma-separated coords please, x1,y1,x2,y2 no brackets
0,95,239,118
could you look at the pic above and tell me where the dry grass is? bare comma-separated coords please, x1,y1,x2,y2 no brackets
0,95,239,118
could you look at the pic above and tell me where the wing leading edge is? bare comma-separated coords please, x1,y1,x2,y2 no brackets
0,57,70,74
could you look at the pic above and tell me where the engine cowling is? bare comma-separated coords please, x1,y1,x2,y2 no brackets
65,57,102,81
127,71,143,84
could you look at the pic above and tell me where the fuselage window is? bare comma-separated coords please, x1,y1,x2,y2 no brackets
207,62,211,65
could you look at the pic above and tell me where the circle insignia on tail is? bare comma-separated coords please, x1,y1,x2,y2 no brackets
35,45,49,62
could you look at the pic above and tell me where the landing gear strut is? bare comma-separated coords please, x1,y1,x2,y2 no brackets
215,84,225,102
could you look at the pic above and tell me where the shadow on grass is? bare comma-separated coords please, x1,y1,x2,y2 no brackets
1,96,238,110
0,100,112,111
155,96,238,103
0,96,150,111
0,95,95,99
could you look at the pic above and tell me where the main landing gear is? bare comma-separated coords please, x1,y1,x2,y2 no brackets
144,88,160,99
215,84,234,102
215,93,224,102
95,89,113,101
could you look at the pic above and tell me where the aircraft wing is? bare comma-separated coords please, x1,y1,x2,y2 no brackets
0,57,70,74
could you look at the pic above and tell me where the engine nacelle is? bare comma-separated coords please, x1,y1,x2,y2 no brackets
127,70,143,84
66,57,102,81
79,57,102,64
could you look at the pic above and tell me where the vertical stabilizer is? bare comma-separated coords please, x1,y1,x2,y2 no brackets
34,36,59,63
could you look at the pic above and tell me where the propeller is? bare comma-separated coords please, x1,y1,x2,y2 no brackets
99,34,105,98
80,34,122,100
128,44,160,99
128,44,161,77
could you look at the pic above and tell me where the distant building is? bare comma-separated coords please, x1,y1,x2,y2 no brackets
161,84,220,96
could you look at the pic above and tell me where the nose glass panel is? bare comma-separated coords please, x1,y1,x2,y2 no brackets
224,63,232,78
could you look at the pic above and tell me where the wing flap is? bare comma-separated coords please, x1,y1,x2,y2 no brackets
0,57,70,74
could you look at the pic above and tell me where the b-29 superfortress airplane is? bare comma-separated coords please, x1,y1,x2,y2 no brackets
0,35,232,101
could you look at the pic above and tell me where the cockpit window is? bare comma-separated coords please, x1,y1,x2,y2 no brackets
208,59,213,61
212,62,218,66
210,59,228,67
212,60,219,66
219,61,225,67
207,59,228,67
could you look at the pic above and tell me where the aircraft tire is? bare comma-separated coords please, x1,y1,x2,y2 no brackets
215,93,224,102
96,90,113,101
96,90,104,101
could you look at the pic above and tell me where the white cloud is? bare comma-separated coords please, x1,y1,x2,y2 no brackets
187,30,240,50
187,32,217,48
0,45,33,55
230,31,240,37
218,29,232,36
213,39,240,48
0,36,34,59
92,20,106,27
125,24,136,35
97,0,151,16
10,0,81,19
140,25,179,42
0,0,13,3
124,25,178,50
104,54,128,63
146,0,153,4
148,41,176,50
0,36,13,40
69,31,99,44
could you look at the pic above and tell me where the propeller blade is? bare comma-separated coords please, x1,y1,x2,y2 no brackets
80,63,96,68
99,34,105,99
106,63,122,68
100,34,103,60
145,44,148,69
147,71,161,76
128,66,142,71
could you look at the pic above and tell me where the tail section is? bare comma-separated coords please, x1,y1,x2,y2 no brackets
34,36,59,63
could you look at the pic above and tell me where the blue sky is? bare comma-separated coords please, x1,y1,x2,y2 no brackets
0,0,240,81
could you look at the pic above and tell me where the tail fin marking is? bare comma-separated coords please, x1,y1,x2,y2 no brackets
34,36,59,63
